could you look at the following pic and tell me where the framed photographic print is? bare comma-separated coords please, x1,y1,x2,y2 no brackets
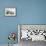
5,8,16,16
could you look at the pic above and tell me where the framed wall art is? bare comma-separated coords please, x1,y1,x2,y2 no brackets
5,8,16,16
18,24,46,42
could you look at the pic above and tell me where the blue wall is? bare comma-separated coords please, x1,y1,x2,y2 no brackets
0,0,46,44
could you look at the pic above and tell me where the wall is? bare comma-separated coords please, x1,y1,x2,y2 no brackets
0,0,46,44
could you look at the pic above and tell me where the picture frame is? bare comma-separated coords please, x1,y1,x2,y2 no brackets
18,24,46,41
5,8,16,16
